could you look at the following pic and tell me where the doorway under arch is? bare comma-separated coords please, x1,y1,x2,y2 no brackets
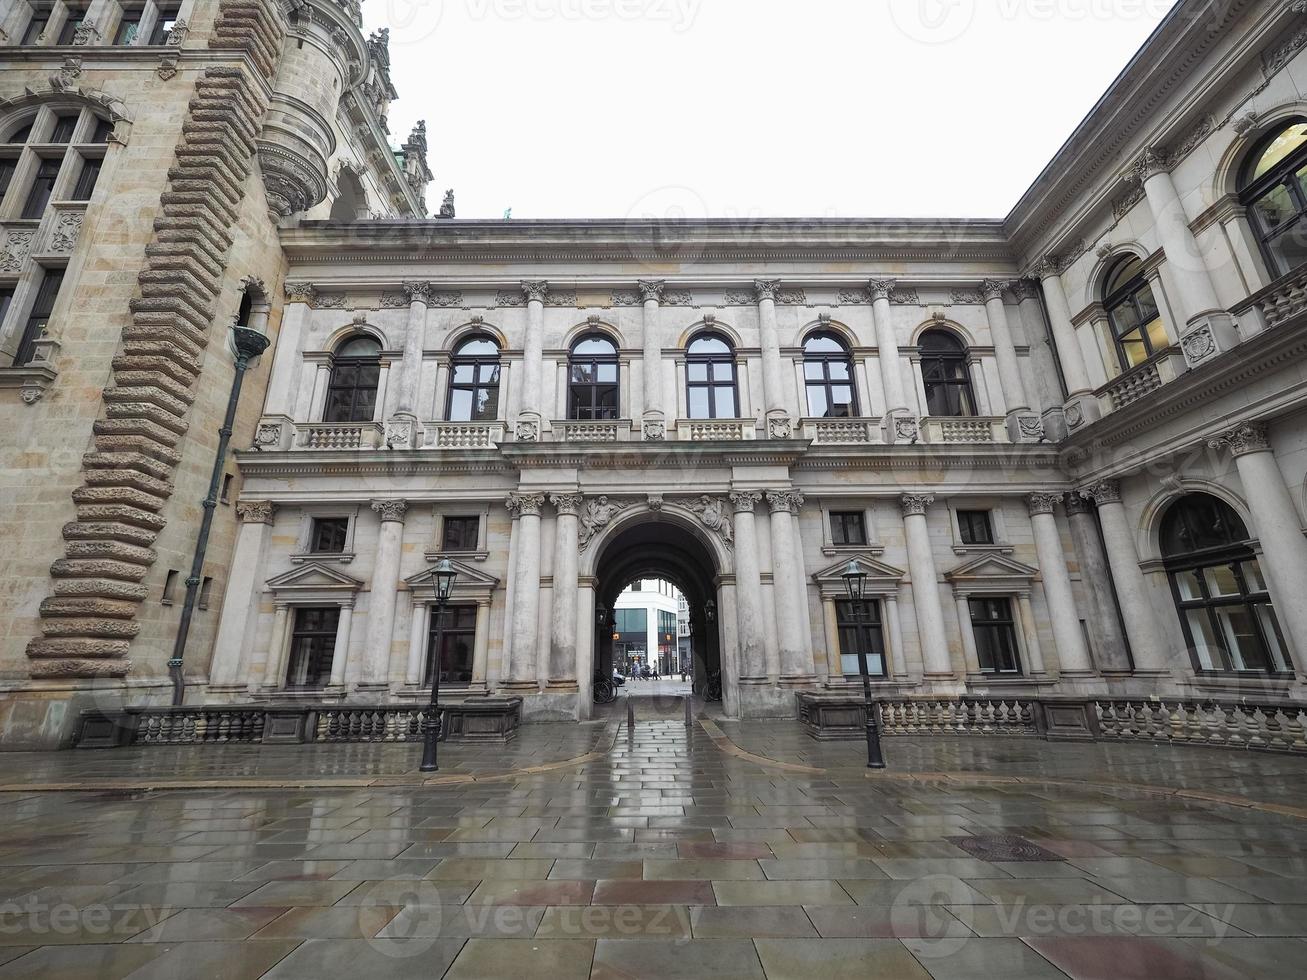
590,516,727,716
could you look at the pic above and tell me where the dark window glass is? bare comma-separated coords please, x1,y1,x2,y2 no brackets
0,287,13,328
21,158,61,219
803,331,857,418
57,12,85,45
686,333,738,420
920,330,977,417
1240,121,1307,279
0,158,15,200
91,118,113,143
22,15,49,45
957,510,994,546
568,334,619,420
115,14,142,45
70,158,100,201
836,599,887,677
830,511,866,547
442,516,480,552
285,607,339,690
310,518,349,554
1104,257,1168,369
49,115,77,143
15,268,63,366
7,123,32,144
446,336,500,422
149,12,178,45
1162,493,1290,675
969,598,1022,674
323,336,381,423
425,604,476,685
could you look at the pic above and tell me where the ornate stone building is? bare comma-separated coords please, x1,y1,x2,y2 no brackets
2,0,1307,740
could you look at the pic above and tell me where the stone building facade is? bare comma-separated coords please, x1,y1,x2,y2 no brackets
3,0,1307,739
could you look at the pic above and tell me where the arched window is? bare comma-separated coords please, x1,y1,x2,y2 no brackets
1104,257,1167,370
685,333,738,420
1240,121,1307,279
803,331,857,418
568,334,619,420
446,335,500,422
323,336,382,423
1,105,109,366
919,330,977,417
1161,493,1289,675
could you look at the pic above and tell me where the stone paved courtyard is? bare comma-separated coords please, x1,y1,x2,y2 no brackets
2,711,1307,978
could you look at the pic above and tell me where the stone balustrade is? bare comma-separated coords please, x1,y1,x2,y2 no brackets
553,419,632,443
1251,264,1307,330
802,418,880,445
424,421,505,449
294,421,385,449
676,419,755,441
922,417,1007,444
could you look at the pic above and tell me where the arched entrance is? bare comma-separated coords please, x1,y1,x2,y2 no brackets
588,513,729,716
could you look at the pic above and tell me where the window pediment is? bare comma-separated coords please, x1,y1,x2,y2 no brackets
266,562,364,600
811,555,905,598
944,553,1039,594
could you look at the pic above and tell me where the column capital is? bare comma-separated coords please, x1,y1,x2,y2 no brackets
521,280,550,304
1125,146,1171,184
1027,492,1063,517
753,279,781,303
1033,256,1062,280
1063,491,1094,515
979,278,1009,302
729,490,763,514
550,492,584,517
1008,277,1041,303
1079,480,1121,506
235,499,275,525
1209,421,1271,457
765,489,805,515
371,499,409,523
900,493,935,518
284,282,316,304
507,491,546,518
402,281,433,305
867,278,896,300
637,279,665,304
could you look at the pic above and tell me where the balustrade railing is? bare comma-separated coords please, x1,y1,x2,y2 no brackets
294,422,385,450
676,419,753,441
803,418,879,444
1250,265,1307,330
1094,698,1307,753
878,697,1039,735
923,417,1005,444
553,419,630,443
424,421,504,449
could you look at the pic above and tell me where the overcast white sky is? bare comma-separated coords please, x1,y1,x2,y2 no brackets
363,0,1176,220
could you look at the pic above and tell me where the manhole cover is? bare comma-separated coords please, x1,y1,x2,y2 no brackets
946,835,1064,862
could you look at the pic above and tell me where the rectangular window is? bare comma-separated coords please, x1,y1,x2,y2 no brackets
70,157,101,201
161,569,179,605
0,286,13,330
91,118,113,143
830,511,867,547
49,115,78,143
22,15,50,44
969,597,1022,674
0,158,16,201
15,268,64,366
57,11,86,45
957,510,994,546
424,604,477,686
220,473,234,504
836,599,887,678
285,607,339,690
198,576,214,611
441,516,480,553
148,9,179,45
21,158,61,219
309,517,349,554
115,13,142,45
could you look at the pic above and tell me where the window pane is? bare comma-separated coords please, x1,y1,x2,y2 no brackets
1174,569,1204,602
713,386,735,419
688,388,709,419
1202,564,1240,599
1214,606,1268,672
1255,604,1290,673
50,116,77,143
21,159,60,219
448,388,473,421
71,158,101,201
1144,316,1170,354
472,386,497,421
1119,333,1149,369
830,386,854,414
1186,609,1223,671
597,364,618,384
311,518,349,553
478,364,500,385
804,361,825,381
828,361,850,381
452,364,475,384
0,158,15,199
1241,560,1268,594
1250,123,1307,181
713,362,735,381
688,362,708,382
1252,181,1297,234
1265,217,1307,277
806,386,829,418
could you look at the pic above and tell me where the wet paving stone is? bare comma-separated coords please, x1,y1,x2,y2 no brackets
1,717,1307,975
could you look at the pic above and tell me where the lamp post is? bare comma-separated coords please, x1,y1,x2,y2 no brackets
841,559,886,769
168,322,270,705
420,558,458,772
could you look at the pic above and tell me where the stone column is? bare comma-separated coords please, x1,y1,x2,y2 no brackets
261,602,292,691
1079,480,1171,674
1011,278,1067,441
901,494,953,679
329,600,353,688
1210,422,1307,663
954,594,982,675
1016,594,1046,675
1127,148,1238,365
362,499,407,688
548,492,582,690
980,279,1041,442
209,501,275,689
387,281,430,447
821,597,841,680
405,599,429,686
868,280,912,438
517,281,549,440
754,280,794,437
1035,259,1099,428
308,361,331,422
638,281,666,440
885,597,908,679
1063,493,1130,673
1027,493,1095,675
471,599,491,692
504,491,545,689
767,489,813,685
261,288,312,442
730,491,767,683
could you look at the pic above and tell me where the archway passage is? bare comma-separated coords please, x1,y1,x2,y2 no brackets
593,518,723,712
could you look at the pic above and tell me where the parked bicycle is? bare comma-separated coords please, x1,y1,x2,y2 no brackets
593,672,617,704
704,670,723,703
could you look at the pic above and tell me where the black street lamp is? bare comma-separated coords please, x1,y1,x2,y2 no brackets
168,321,270,705
420,558,458,773
841,559,887,770
704,599,715,625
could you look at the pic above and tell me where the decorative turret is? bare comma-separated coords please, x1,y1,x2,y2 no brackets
400,120,433,213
